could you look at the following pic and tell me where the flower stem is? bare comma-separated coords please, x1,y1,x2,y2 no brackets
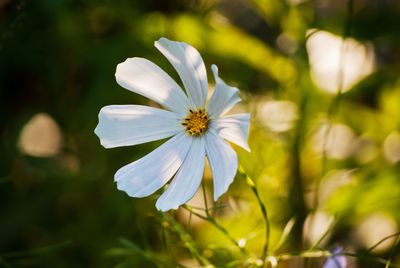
182,204,247,254
385,233,400,268
238,165,270,261
201,183,209,214
160,212,212,266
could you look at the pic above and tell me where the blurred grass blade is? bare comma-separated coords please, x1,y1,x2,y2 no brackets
273,217,296,252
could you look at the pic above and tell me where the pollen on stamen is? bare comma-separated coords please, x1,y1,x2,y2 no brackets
182,109,210,136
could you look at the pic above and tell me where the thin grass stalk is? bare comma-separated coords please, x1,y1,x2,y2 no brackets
238,165,270,261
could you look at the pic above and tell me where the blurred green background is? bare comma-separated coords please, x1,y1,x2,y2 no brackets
1,0,400,267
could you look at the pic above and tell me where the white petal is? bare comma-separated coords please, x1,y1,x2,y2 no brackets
155,37,208,109
95,105,183,148
156,137,206,211
115,57,189,114
207,65,241,118
205,130,238,201
212,113,251,152
115,133,192,198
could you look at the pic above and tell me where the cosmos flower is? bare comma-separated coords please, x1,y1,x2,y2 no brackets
95,37,250,211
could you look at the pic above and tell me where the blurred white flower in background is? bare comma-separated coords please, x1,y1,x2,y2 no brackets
257,100,298,132
355,213,398,253
306,30,375,94
303,210,335,246
95,38,250,211
353,136,378,164
316,169,355,207
18,113,63,157
313,123,357,159
383,131,400,164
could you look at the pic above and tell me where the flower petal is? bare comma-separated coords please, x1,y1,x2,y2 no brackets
115,133,192,198
155,37,208,109
212,113,251,152
95,105,183,148
207,65,241,118
156,136,206,211
205,130,238,201
115,57,189,114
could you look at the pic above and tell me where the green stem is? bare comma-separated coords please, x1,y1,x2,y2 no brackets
290,95,307,248
160,212,212,266
182,205,247,255
384,233,400,268
238,165,270,261
201,183,210,215
313,0,355,210
310,218,338,250
367,232,400,253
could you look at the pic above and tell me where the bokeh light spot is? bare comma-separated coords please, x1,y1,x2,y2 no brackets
18,113,63,157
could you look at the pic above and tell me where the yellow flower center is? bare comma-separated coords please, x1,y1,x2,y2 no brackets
182,109,209,136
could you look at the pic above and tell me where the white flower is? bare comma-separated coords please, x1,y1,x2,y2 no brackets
95,37,250,211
